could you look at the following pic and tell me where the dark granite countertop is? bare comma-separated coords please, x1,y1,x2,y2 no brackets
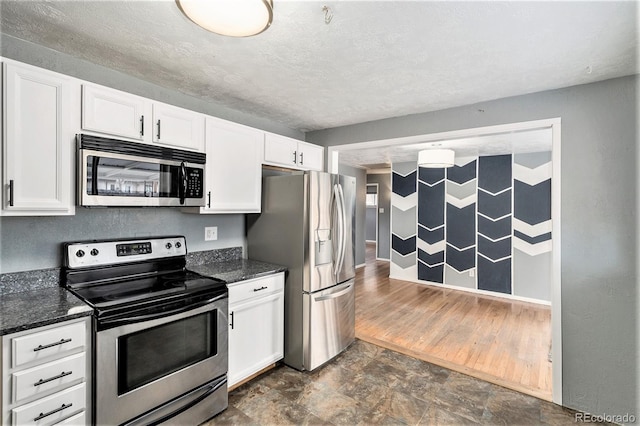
0,287,92,336
188,259,286,284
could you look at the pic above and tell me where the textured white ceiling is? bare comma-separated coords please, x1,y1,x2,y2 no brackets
0,0,638,135
337,127,552,169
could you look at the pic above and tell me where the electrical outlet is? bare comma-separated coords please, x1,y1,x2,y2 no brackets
205,226,218,241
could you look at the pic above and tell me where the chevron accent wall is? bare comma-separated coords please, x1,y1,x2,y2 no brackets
390,151,552,303
417,167,446,283
477,154,513,294
390,162,417,280
513,152,552,300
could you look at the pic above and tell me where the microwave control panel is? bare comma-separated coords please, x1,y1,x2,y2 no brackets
185,168,203,198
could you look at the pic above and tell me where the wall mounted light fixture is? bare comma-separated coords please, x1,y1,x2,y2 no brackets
418,149,455,168
177,0,273,37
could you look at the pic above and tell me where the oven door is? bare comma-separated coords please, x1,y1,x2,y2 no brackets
95,297,228,425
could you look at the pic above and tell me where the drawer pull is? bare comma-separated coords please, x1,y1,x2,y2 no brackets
33,338,72,352
34,403,73,421
253,286,268,292
34,371,73,386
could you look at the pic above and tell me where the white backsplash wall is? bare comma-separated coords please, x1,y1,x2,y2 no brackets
0,209,245,273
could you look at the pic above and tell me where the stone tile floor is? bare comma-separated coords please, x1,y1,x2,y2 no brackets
204,339,583,425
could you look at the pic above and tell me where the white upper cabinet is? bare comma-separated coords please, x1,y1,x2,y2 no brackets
297,141,324,171
152,102,205,152
264,133,324,171
81,84,146,141
193,117,263,214
2,62,77,216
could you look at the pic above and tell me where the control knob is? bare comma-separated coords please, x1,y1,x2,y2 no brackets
165,242,172,249
90,249,99,256
76,250,85,258
175,241,182,249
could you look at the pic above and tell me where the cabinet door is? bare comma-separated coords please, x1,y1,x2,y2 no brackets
203,117,263,213
152,102,204,152
3,62,75,215
82,84,146,141
264,133,298,168
228,292,284,387
297,141,324,171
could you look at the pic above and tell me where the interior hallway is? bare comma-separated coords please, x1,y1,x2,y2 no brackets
355,242,552,401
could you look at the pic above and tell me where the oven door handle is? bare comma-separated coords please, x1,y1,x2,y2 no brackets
99,294,226,328
146,378,226,426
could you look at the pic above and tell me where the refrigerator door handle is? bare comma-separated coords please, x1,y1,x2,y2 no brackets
313,282,353,302
336,183,348,275
331,183,344,276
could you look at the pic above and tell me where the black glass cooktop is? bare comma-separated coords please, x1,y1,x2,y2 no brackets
69,270,226,309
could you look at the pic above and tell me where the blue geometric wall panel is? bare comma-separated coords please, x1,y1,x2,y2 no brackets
418,182,445,229
477,256,511,294
392,171,417,197
514,179,551,225
418,225,444,244
418,249,444,266
446,245,475,272
446,204,475,248
419,167,445,185
477,215,511,240
418,262,444,283
446,160,476,184
392,235,416,256
478,235,511,260
477,189,511,219
514,230,551,245
478,155,512,193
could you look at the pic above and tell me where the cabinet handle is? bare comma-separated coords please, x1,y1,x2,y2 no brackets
229,311,234,330
157,119,161,140
34,371,72,387
299,152,304,165
33,403,73,422
8,180,14,207
33,338,72,352
140,115,144,136
207,191,211,208
253,286,268,292
292,150,297,164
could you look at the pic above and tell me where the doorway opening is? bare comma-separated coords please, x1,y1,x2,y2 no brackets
329,118,562,405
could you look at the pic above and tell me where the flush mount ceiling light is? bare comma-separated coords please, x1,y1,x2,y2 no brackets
177,0,273,37
418,149,455,168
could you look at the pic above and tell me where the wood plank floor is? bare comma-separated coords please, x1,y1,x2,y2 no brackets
355,243,552,401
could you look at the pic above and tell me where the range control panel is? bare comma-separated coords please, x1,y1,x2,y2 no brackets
65,236,187,269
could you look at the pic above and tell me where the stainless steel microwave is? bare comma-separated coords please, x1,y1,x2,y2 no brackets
78,134,206,207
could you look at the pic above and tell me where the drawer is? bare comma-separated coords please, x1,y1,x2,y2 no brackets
228,273,284,305
11,383,85,426
12,353,86,403
53,410,85,425
12,322,86,368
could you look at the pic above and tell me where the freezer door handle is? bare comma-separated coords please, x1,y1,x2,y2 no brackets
313,282,353,302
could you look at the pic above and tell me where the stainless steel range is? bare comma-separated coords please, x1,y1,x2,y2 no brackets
61,236,228,426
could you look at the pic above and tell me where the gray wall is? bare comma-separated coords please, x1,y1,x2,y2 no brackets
365,208,377,241
338,164,366,267
308,76,638,418
0,209,244,273
0,35,304,274
367,174,391,260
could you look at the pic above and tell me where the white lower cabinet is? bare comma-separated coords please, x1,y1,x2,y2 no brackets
227,273,284,387
1,318,91,426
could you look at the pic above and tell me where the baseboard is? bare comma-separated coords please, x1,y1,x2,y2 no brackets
388,275,551,306
375,257,390,262
365,240,377,243
356,263,366,269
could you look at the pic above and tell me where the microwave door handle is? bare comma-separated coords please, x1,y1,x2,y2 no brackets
90,156,100,195
179,162,187,205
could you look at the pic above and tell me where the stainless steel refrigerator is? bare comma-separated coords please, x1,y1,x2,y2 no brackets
247,171,356,371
